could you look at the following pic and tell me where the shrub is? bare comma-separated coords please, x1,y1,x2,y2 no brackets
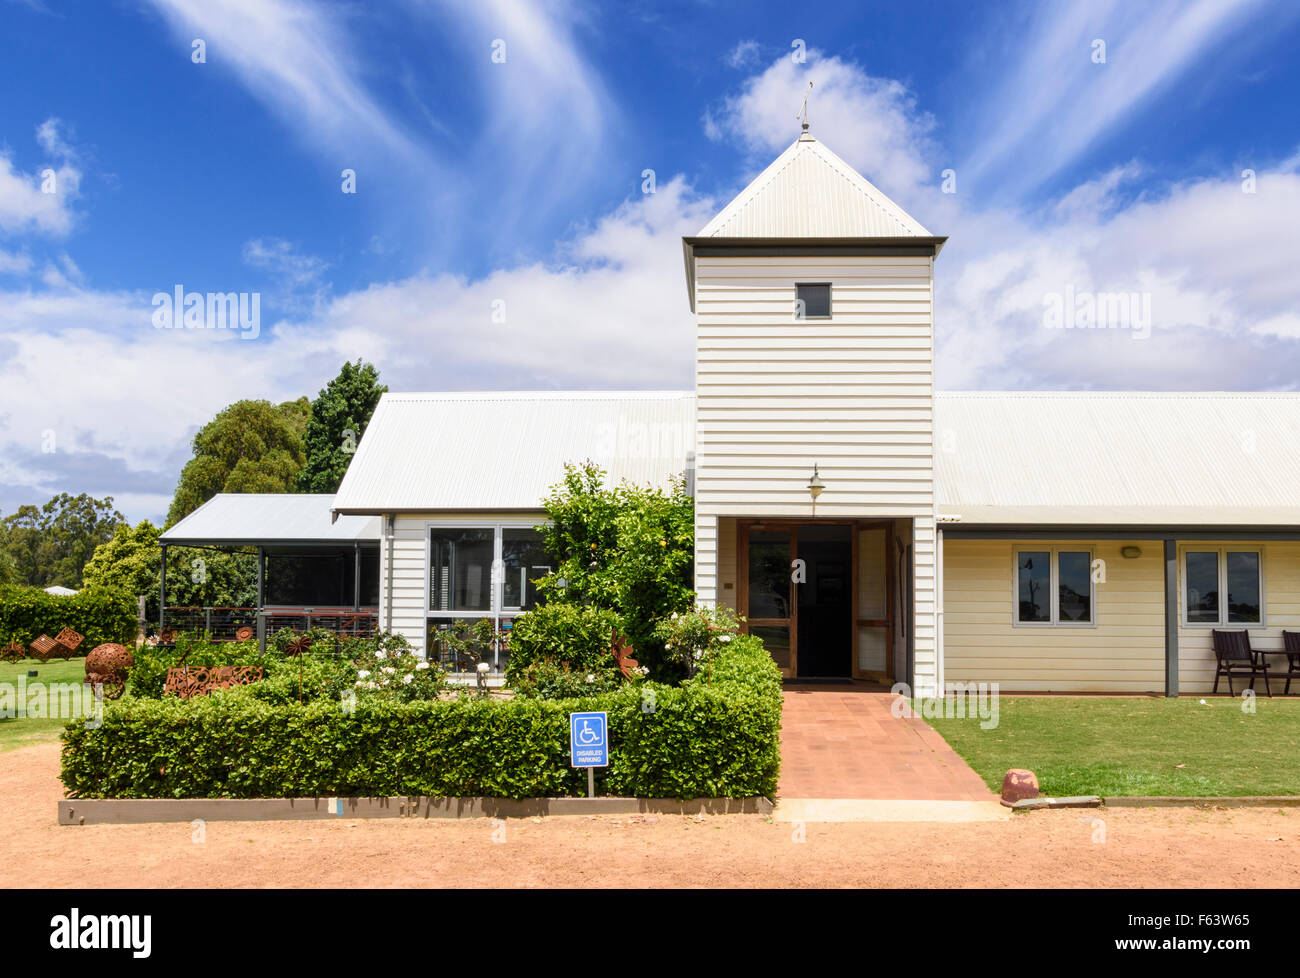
509,659,624,700
0,585,135,651
535,462,694,677
348,632,448,704
62,635,783,800
653,605,743,678
505,603,621,682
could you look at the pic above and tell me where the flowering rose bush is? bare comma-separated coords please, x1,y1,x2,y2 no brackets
652,605,743,678
352,631,447,703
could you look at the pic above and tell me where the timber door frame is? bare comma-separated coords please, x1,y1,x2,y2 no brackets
737,520,799,678
738,519,874,680
852,520,895,683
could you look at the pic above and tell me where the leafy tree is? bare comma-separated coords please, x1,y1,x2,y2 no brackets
0,492,126,588
534,462,694,675
83,519,257,625
166,398,309,527
297,359,387,493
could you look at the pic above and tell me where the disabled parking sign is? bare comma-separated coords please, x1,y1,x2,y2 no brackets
569,711,608,768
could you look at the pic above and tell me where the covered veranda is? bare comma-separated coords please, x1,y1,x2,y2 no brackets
158,494,381,644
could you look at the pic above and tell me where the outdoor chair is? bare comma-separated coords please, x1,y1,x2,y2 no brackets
1211,629,1271,697
1282,632,1300,696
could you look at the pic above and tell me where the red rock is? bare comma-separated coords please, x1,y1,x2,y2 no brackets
1001,768,1039,805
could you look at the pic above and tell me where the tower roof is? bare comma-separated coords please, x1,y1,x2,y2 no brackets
696,131,931,238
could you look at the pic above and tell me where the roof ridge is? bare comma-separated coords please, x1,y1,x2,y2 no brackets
937,390,1300,398
381,390,695,401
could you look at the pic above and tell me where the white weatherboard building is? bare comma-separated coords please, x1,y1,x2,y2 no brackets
165,130,1300,696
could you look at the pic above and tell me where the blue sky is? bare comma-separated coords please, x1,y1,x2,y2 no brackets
2,0,1300,523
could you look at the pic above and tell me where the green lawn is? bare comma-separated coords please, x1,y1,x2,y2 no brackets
0,657,94,753
924,695,1300,797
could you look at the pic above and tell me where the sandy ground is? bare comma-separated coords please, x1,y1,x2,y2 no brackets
7,742,1300,888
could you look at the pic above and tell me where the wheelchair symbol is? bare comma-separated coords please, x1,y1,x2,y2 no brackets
577,719,602,746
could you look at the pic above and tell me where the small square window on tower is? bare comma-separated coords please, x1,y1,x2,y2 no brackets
795,282,831,319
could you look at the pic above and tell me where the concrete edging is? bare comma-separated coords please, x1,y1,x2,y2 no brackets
1101,795,1300,809
58,795,772,825
1008,795,1101,811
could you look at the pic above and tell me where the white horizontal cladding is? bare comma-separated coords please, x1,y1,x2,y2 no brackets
694,253,935,526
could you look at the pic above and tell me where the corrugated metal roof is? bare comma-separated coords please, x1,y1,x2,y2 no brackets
161,494,381,545
935,392,1300,526
697,132,932,238
333,391,696,513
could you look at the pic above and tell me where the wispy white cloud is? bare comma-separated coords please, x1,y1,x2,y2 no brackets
242,237,328,289
0,118,81,236
144,0,429,167
726,40,760,69
960,0,1278,197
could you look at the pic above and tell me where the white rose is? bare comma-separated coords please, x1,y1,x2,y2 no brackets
402,674,414,684
382,666,396,674
719,634,732,644
415,661,429,671
357,670,371,679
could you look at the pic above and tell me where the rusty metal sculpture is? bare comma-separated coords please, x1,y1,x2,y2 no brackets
1,640,24,663
164,664,264,699
283,633,314,656
54,627,84,659
234,625,255,642
29,634,58,662
84,642,134,700
611,629,640,679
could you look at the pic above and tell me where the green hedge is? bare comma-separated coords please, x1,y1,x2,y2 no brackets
62,635,783,800
0,585,136,650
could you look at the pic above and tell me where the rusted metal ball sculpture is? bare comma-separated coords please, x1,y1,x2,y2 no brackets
85,642,134,700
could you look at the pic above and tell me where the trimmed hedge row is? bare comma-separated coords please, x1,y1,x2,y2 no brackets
0,585,136,650
61,636,783,800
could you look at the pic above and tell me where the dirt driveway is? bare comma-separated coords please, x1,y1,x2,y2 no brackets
7,743,1299,888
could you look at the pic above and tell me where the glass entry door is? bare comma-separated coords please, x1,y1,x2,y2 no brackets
742,527,795,677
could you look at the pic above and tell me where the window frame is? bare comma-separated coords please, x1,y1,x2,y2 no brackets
1181,547,1265,629
424,519,551,619
795,281,832,320
1011,546,1097,628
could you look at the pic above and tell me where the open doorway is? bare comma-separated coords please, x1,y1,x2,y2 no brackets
739,520,893,680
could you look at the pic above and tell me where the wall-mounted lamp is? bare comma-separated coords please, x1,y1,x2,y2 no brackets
808,464,825,515
1121,545,1142,559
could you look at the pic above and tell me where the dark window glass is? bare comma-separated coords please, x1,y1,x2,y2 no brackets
750,625,791,671
265,551,349,606
796,283,831,318
429,528,493,612
359,547,380,607
1057,551,1092,622
1226,552,1261,623
748,530,792,619
1185,552,1219,623
502,528,552,611
1017,551,1050,623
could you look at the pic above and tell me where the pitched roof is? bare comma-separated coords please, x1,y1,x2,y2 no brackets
935,392,1300,527
332,391,696,513
160,494,381,546
696,132,932,239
